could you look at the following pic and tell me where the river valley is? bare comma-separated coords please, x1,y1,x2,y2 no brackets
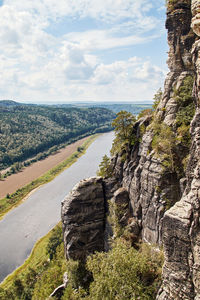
0,131,114,282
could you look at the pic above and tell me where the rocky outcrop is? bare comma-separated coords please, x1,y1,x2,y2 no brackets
61,177,106,261
61,0,200,299
157,1,200,299
61,176,121,260
61,0,196,262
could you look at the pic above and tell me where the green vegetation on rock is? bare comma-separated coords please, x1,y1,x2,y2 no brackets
175,75,195,148
152,88,163,111
62,239,163,300
149,75,195,175
0,198,164,300
151,120,176,171
96,154,113,178
111,110,136,156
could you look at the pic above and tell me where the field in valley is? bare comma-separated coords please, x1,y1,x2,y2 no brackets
0,137,88,199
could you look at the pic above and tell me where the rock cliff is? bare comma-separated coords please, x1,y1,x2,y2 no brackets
61,0,200,299
61,177,105,261
157,1,200,299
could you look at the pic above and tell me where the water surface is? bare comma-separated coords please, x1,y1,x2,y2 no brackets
0,131,114,282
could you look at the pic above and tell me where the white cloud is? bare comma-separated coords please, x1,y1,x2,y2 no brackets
63,29,160,53
92,58,165,88
4,0,157,23
0,0,167,102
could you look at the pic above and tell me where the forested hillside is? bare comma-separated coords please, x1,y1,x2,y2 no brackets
0,102,115,170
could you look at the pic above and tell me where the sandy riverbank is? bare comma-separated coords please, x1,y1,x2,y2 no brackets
0,137,88,199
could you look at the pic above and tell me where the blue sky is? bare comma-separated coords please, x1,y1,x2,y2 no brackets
0,0,168,103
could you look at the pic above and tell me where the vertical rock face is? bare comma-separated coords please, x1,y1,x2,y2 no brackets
61,1,200,298
157,1,200,299
61,177,106,261
61,176,120,260
116,0,196,247
160,0,195,126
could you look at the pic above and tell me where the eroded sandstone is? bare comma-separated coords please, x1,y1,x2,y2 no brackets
61,1,200,298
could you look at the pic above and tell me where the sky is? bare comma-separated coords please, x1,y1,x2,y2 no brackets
0,0,168,103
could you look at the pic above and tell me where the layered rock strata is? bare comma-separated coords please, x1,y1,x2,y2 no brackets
109,0,196,247
61,0,196,258
61,176,121,260
61,177,106,261
157,1,200,299
61,0,200,298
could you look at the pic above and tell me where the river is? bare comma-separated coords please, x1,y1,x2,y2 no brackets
0,131,114,282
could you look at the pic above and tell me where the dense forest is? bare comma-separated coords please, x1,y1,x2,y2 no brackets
0,101,115,170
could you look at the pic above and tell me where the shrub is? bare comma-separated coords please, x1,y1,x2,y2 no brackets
66,260,92,290
61,240,163,300
86,239,163,300
137,108,153,119
46,224,63,260
32,245,66,300
77,146,84,152
151,120,176,171
175,75,195,149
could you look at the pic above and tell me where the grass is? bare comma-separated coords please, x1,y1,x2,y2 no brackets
0,222,62,290
0,134,99,220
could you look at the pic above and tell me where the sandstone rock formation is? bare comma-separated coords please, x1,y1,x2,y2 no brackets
157,1,200,299
61,177,106,261
61,0,200,298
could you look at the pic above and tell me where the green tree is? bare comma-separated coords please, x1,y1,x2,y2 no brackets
153,88,162,110
111,111,136,155
46,225,63,260
97,155,113,178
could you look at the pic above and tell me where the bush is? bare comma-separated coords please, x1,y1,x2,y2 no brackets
32,246,66,300
138,108,153,119
175,75,195,148
46,224,63,260
86,239,163,300
151,120,176,171
61,240,163,300
77,146,84,152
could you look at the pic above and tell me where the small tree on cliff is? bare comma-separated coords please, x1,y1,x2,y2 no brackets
111,111,136,155
153,88,163,110
97,154,113,178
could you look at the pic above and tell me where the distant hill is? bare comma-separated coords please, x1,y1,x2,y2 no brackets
0,105,115,170
53,102,152,115
89,103,152,115
0,100,22,107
